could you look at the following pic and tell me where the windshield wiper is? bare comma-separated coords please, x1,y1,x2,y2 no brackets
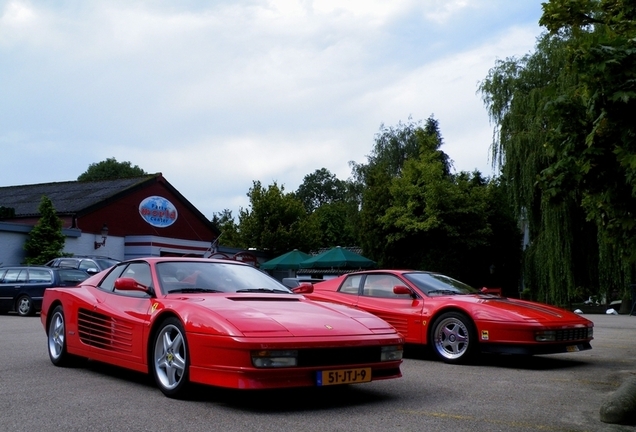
235,288,289,294
427,289,459,295
168,288,223,294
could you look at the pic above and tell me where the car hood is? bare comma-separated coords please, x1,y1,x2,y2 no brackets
174,294,398,337
448,295,592,324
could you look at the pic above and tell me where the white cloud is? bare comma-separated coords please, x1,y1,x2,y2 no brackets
0,0,543,218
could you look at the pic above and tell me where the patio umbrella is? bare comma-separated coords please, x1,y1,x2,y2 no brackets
260,249,312,270
299,246,376,269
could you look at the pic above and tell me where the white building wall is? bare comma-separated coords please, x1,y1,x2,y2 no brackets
62,235,125,261
0,231,28,266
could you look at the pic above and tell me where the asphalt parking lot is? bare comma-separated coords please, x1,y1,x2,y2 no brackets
1,313,635,432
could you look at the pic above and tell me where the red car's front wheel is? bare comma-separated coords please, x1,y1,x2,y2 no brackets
430,312,476,364
151,317,190,398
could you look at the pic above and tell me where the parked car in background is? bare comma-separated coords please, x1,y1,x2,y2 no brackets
41,257,403,398
45,256,120,275
303,269,594,364
0,266,90,316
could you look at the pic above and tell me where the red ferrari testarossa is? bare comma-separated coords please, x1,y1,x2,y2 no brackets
300,270,593,364
41,258,403,397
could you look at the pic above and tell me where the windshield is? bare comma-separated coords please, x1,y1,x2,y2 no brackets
403,272,478,296
155,261,291,295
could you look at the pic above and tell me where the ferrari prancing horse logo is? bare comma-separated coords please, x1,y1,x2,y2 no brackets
151,303,159,314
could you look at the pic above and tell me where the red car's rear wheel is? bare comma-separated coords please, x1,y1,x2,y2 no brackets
47,305,76,366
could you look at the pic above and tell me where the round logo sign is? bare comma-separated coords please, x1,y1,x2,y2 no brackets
139,196,178,228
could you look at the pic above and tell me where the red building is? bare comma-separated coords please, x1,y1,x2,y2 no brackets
0,174,228,265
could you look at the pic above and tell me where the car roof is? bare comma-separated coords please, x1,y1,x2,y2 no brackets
0,265,52,269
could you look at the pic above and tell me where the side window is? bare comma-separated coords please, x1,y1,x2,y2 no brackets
3,269,27,283
0,269,6,282
98,265,127,293
362,274,408,298
59,259,79,269
58,270,89,286
113,262,152,298
121,262,152,287
338,275,363,294
28,269,53,284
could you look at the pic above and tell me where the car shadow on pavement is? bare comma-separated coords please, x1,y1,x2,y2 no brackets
473,353,588,370
81,358,399,411
185,382,398,412
403,344,588,371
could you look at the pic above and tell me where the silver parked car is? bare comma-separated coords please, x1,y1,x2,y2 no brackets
45,256,120,275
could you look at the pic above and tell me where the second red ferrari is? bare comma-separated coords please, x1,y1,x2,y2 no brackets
301,270,593,364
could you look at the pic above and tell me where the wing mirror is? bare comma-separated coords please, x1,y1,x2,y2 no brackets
292,283,314,294
480,287,502,296
393,285,415,297
114,277,150,293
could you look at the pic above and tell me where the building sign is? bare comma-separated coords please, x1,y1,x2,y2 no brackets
139,196,178,228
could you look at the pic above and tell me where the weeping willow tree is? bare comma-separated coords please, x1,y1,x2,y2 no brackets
479,0,636,305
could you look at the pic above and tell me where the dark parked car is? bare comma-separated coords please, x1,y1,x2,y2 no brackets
45,256,120,275
0,266,90,316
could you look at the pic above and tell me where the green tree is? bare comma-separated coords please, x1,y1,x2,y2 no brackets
236,181,319,255
351,116,453,267
539,0,636,262
351,116,520,289
308,201,359,249
479,0,636,304
381,146,519,288
295,168,348,213
23,196,66,265
210,209,241,248
294,168,359,248
78,157,148,181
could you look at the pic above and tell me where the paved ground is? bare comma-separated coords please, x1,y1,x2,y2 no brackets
1,312,635,431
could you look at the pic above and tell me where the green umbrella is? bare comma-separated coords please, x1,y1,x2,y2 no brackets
260,249,312,270
299,246,376,269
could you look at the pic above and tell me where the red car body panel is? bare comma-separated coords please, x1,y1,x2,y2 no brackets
40,258,403,391
306,270,594,356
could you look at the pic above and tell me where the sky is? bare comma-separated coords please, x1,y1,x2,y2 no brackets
0,0,545,220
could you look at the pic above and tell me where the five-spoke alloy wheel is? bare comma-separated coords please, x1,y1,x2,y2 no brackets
47,305,73,366
152,317,190,398
430,312,476,364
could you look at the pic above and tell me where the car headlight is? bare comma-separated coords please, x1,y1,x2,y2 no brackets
535,330,556,342
381,345,403,361
251,350,298,368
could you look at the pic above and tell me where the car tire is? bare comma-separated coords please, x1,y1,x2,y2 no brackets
16,295,34,316
430,311,477,364
151,317,190,398
47,305,76,366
